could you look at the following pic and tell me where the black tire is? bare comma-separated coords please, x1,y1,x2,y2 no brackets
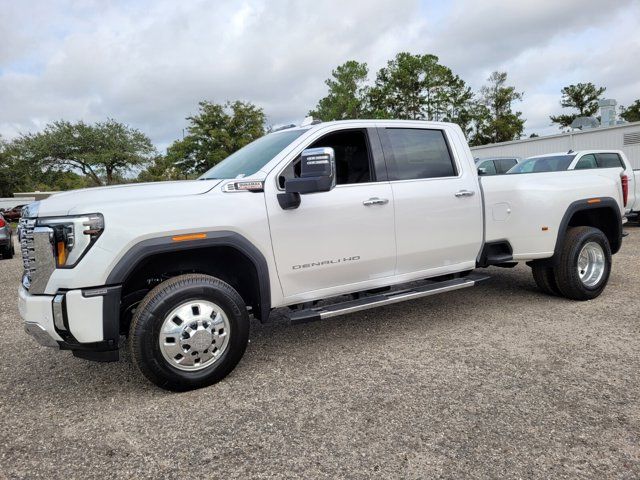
1,240,13,259
554,226,612,301
129,274,250,391
531,264,561,296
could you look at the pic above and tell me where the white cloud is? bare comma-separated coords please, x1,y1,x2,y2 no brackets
0,0,638,148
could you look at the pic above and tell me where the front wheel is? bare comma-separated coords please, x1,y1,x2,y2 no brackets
129,274,250,391
554,226,612,301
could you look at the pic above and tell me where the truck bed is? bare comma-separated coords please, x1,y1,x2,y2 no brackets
480,169,624,261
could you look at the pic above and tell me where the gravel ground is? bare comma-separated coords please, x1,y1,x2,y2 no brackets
0,227,639,479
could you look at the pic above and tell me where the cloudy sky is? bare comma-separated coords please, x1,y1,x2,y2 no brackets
1,0,639,150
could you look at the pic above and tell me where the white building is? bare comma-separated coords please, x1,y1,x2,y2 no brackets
471,121,640,169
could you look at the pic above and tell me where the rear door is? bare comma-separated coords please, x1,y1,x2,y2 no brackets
379,126,483,277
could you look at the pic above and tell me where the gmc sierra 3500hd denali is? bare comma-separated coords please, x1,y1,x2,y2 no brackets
18,120,626,390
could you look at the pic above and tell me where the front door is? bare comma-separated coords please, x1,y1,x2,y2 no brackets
265,128,396,300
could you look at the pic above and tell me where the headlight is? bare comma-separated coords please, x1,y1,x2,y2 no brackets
36,214,104,268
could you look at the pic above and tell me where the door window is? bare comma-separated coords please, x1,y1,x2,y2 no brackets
279,129,373,188
495,158,517,173
478,160,497,175
574,154,597,169
383,128,457,181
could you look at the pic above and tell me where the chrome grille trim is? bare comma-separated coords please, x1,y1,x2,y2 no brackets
19,218,36,290
19,218,56,294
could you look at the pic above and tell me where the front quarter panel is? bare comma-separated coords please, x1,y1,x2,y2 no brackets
42,188,282,305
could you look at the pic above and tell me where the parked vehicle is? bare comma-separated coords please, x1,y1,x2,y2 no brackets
0,213,14,259
18,120,626,390
2,205,25,222
507,150,639,219
475,156,520,176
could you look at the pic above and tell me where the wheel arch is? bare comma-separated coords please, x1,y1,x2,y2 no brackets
550,198,622,264
106,231,271,324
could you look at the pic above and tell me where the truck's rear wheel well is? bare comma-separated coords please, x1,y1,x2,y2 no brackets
567,207,621,254
119,246,263,334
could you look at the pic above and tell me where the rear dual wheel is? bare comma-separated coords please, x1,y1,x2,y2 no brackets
532,226,611,301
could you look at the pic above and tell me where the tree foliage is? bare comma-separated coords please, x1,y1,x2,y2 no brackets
14,119,155,186
620,99,640,123
166,100,265,176
471,71,525,145
368,52,473,122
309,61,370,121
309,54,522,147
549,82,606,128
0,136,95,196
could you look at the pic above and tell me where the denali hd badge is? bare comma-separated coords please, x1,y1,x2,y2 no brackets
292,256,360,270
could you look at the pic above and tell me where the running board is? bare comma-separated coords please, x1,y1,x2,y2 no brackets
290,272,490,325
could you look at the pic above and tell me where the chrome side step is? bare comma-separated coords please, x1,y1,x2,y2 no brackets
289,272,490,325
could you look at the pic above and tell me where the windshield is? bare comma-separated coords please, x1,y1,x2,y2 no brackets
199,129,307,180
507,155,575,174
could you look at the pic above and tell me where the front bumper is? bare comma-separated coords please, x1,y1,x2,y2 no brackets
18,285,121,362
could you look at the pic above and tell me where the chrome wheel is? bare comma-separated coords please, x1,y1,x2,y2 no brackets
577,241,605,287
159,300,230,371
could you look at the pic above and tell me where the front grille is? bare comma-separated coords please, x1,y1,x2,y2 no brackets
19,218,36,290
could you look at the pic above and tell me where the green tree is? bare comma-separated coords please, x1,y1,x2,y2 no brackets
439,74,475,132
137,155,190,182
166,100,265,176
0,138,26,197
620,99,640,123
0,136,94,195
309,61,370,121
15,119,155,186
369,53,449,120
549,82,606,128
473,71,525,145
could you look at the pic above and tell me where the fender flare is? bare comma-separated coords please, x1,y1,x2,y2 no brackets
105,231,271,321
543,197,622,266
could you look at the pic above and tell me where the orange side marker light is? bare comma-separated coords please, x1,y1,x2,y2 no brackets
172,233,207,242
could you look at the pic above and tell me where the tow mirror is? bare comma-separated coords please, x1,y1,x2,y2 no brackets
278,147,336,210
285,147,336,194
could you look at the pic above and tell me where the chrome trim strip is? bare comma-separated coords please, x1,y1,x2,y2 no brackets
52,294,66,331
319,279,476,320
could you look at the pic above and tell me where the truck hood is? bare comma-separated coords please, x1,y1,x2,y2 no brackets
34,179,222,217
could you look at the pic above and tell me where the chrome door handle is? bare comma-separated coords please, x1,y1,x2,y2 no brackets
454,190,475,198
363,197,389,206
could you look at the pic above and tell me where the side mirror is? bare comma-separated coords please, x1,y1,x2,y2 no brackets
285,147,336,194
477,167,487,176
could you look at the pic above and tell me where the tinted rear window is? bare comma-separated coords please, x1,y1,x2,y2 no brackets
596,153,624,169
384,128,456,180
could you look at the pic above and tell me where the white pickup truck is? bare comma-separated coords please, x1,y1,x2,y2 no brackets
508,149,640,219
18,120,626,390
